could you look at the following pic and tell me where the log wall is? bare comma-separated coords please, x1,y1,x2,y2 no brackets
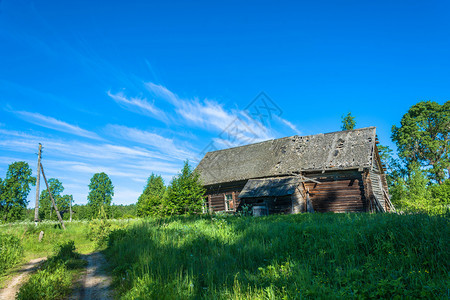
205,180,247,212
204,170,369,213
304,171,367,212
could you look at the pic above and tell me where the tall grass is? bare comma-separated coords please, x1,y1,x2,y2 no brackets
0,234,23,275
105,213,449,299
0,219,136,260
17,240,86,300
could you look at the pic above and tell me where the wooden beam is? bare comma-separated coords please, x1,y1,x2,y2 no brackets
300,175,321,184
40,162,66,230
34,143,42,223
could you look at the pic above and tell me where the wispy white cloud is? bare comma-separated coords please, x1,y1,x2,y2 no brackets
145,82,179,104
145,82,274,147
275,115,302,135
12,111,103,141
107,91,169,123
0,128,185,205
0,128,178,163
105,125,197,161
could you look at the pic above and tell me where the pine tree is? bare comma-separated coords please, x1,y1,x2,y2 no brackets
137,174,166,217
341,112,356,131
165,161,205,215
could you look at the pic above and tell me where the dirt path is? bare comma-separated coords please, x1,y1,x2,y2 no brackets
0,257,46,300
71,252,112,300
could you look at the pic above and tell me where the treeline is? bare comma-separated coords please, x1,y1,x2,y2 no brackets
0,165,138,222
136,161,205,217
0,159,202,222
1,100,448,222
23,204,138,221
383,101,449,214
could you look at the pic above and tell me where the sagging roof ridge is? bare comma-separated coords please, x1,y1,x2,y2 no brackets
197,127,377,186
202,126,377,157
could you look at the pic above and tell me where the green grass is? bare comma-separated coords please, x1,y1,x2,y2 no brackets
105,213,449,299
16,240,86,300
0,219,137,260
0,219,137,288
0,234,23,275
0,221,94,260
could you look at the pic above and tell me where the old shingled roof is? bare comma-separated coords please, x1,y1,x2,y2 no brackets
196,127,377,186
239,177,303,198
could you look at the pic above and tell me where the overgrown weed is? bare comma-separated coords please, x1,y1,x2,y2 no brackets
105,213,449,299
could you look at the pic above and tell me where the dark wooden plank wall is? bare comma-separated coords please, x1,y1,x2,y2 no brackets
304,171,367,212
242,195,293,214
205,171,368,213
205,180,247,212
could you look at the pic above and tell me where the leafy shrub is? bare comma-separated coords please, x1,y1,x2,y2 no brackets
0,233,23,274
88,215,127,247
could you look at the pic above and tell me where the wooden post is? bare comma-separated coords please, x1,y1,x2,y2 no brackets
306,188,314,213
34,144,42,224
40,162,66,230
69,195,73,222
208,195,212,214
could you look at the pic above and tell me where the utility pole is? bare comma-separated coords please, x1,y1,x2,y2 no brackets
69,195,73,222
34,144,42,225
40,162,66,230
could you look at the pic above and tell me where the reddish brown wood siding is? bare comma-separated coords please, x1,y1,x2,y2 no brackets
205,180,247,212
304,171,367,212
204,171,369,213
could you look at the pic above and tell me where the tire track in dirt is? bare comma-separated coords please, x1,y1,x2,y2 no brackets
0,257,46,300
71,252,112,300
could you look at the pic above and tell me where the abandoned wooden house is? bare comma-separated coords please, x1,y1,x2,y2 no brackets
196,127,395,214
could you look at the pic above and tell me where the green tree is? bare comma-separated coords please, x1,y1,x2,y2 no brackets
429,179,450,214
392,101,450,184
59,195,72,220
87,172,114,219
137,174,166,217
72,204,90,220
0,162,36,222
111,204,138,219
341,112,356,131
165,161,205,215
39,178,64,220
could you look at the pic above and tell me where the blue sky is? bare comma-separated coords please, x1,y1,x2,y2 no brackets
0,0,449,206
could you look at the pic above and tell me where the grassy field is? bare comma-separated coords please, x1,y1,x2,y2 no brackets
0,219,137,260
0,219,136,290
16,240,86,300
105,213,449,299
1,214,448,299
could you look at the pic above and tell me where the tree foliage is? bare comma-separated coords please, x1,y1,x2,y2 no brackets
70,203,137,220
392,101,450,184
87,172,114,219
165,161,205,215
341,112,356,131
39,178,72,220
40,178,62,220
137,174,166,217
0,162,36,222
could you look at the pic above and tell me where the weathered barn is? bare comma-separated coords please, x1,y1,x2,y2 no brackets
196,127,395,214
